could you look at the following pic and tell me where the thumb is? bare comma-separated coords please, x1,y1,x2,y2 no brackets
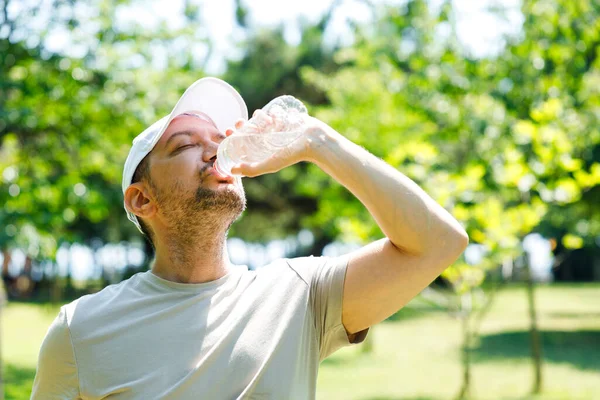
230,162,256,177
230,154,289,178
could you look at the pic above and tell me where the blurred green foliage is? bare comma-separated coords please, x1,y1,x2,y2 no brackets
0,0,598,290
302,0,600,291
0,0,216,255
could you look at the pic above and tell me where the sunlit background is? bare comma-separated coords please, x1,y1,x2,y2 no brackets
2,0,599,399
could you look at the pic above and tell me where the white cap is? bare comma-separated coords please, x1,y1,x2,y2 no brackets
122,77,248,233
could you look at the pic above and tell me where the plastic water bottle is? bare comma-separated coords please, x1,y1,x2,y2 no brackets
214,95,308,176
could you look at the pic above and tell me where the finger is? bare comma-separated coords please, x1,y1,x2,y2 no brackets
230,154,289,178
230,162,267,178
252,109,270,120
234,119,245,130
271,113,286,132
251,110,274,132
230,164,245,176
225,128,235,137
240,122,260,134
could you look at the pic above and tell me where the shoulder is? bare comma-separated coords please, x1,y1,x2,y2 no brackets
62,273,145,330
282,256,320,285
41,306,72,349
33,305,81,398
251,255,348,288
284,255,348,286
249,257,315,288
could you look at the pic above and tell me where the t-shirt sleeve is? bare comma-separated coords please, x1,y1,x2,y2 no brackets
287,255,369,361
31,306,81,400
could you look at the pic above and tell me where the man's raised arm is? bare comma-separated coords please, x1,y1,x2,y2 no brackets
305,119,468,334
233,116,468,335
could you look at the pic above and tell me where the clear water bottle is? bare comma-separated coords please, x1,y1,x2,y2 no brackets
215,95,308,177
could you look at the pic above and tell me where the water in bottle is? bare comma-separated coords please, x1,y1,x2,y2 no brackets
214,95,308,176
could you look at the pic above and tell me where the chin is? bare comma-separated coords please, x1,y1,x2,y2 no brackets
194,182,246,211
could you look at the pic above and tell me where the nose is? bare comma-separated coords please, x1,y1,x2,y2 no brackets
203,141,219,163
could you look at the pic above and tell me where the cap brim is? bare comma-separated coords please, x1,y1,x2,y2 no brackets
149,77,248,152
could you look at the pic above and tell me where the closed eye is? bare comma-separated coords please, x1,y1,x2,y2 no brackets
173,144,197,154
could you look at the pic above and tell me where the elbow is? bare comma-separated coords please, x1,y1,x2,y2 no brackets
444,214,469,252
451,227,469,256
457,227,469,249
436,210,469,256
437,224,468,258
430,228,468,271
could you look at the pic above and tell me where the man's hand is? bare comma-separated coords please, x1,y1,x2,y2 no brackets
225,112,327,177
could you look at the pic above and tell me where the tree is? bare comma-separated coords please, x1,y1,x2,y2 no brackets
0,0,352,272
491,0,600,391
300,0,599,396
0,0,216,297
504,0,600,282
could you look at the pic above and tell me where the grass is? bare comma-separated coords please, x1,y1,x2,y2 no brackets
316,283,600,400
4,364,37,400
2,302,60,400
2,283,599,400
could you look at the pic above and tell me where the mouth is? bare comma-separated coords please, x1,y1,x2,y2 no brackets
209,165,234,184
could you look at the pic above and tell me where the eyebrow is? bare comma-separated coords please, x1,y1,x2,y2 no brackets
164,130,195,148
164,130,227,149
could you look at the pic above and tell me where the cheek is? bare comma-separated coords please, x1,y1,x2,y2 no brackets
169,153,201,175
154,160,198,192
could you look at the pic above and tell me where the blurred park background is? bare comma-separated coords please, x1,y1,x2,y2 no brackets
1,0,600,399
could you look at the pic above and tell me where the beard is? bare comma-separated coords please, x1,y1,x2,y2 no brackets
156,176,246,238
192,182,246,221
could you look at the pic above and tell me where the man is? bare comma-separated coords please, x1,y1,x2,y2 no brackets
32,77,468,399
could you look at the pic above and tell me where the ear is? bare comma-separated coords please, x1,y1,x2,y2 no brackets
124,182,157,220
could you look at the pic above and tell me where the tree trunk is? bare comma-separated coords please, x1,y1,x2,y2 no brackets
0,278,5,400
0,307,3,400
456,266,506,400
456,308,471,400
455,290,475,400
524,254,543,394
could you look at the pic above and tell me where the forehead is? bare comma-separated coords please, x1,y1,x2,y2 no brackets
157,111,221,147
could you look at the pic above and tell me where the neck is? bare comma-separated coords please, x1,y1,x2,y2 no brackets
151,215,232,284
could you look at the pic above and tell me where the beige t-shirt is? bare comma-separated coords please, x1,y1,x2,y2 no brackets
31,256,368,399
